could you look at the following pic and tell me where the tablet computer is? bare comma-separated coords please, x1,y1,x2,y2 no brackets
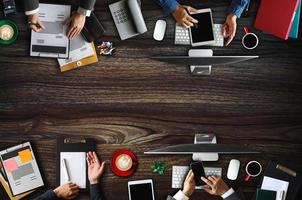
189,8,215,46
0,142,44,196
128,179,155,200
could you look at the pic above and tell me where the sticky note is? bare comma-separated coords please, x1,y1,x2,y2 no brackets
3,159,18,172
18,149,33,163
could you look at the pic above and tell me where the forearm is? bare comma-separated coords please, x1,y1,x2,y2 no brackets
33,190,59,200
227,0,249,18
153,0,180,15
90,183,103,200
24,0,39,15
79,0,96,11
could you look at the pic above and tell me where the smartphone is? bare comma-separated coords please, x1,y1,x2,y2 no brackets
190,161,206,186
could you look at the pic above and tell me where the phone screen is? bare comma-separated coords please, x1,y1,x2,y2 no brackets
190,161,206,186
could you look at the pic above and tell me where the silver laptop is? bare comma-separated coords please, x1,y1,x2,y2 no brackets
30,4,70,58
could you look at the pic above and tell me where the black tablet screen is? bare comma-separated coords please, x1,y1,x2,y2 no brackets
130,183,153,200
190,12,214,43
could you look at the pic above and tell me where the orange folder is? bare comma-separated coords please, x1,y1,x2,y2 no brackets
60,42,99,72
0,171,34,200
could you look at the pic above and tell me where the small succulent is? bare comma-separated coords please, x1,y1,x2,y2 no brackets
151,161,166,175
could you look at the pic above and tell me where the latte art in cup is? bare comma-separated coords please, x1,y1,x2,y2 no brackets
0,25,14,41
115,154,133,171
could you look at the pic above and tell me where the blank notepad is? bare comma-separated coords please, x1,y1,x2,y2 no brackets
60,152,86,188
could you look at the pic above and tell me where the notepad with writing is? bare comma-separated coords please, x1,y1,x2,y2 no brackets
60,152,86,188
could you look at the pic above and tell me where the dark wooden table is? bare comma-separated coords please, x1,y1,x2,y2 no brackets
1,0,302,199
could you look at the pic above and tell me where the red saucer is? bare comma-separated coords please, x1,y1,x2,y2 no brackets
110,149,138,177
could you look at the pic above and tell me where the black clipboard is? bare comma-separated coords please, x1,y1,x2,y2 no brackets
253,161,302,200
56,137,95,192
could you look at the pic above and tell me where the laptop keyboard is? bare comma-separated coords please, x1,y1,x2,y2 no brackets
172,166,222,189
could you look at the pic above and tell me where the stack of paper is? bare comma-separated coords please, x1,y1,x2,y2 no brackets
261,176,289,200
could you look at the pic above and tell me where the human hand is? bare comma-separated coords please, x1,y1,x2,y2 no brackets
222,13,237,46
172,5,198,28
65,12,86,39
53,183,79,200
182,170,196,197
201,176,230,196
87,151,106,185
27,13,45,32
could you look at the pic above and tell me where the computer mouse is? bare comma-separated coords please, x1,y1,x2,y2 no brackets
153,19,166,41
227,159,240,180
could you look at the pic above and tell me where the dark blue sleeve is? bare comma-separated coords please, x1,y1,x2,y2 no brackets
152,0,180,15
33,190,59,200
227,0,249,18
90,183,103,200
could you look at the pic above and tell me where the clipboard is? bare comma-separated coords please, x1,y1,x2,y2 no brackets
253,161,302,200
56,137,95,191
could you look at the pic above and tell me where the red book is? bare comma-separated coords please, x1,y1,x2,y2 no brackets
254,0,299,40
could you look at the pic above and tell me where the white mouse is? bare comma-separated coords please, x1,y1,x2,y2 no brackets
227,159,240,180
153,19,166,41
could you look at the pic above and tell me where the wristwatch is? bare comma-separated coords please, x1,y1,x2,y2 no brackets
77,7,92,17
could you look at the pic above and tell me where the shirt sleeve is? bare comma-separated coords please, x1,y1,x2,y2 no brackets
25,8,39,16
33,190,59,200
79,0,96,11
77,7,92,17
227,0,249,18
23,0,39,15
173,190,189,200
221,188,235,199
153,0,180,15
90,183,103,200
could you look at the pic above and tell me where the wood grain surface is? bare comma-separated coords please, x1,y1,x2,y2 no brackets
1,0,302,199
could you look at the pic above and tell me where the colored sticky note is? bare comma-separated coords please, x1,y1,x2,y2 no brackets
18,149,33,163
3,159,18,172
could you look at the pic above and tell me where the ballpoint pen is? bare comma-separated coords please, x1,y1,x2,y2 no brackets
62,158,70,182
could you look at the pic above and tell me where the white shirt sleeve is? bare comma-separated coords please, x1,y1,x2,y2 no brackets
25,8,39,16
173,190,189,200
77,7,92,17
221,188,235,199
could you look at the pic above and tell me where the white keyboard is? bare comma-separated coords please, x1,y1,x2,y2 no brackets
174,23,224,47
172,166,222,189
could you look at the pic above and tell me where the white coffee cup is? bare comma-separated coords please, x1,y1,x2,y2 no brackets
242,27,259,50
244,160,262,181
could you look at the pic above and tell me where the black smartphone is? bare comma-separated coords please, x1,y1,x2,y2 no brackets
190,161,206,186
2,0,16,16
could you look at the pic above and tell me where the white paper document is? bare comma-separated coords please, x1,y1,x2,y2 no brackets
60,152,86,188
30,3,71,58
57,35,94,66
261,176,289,200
